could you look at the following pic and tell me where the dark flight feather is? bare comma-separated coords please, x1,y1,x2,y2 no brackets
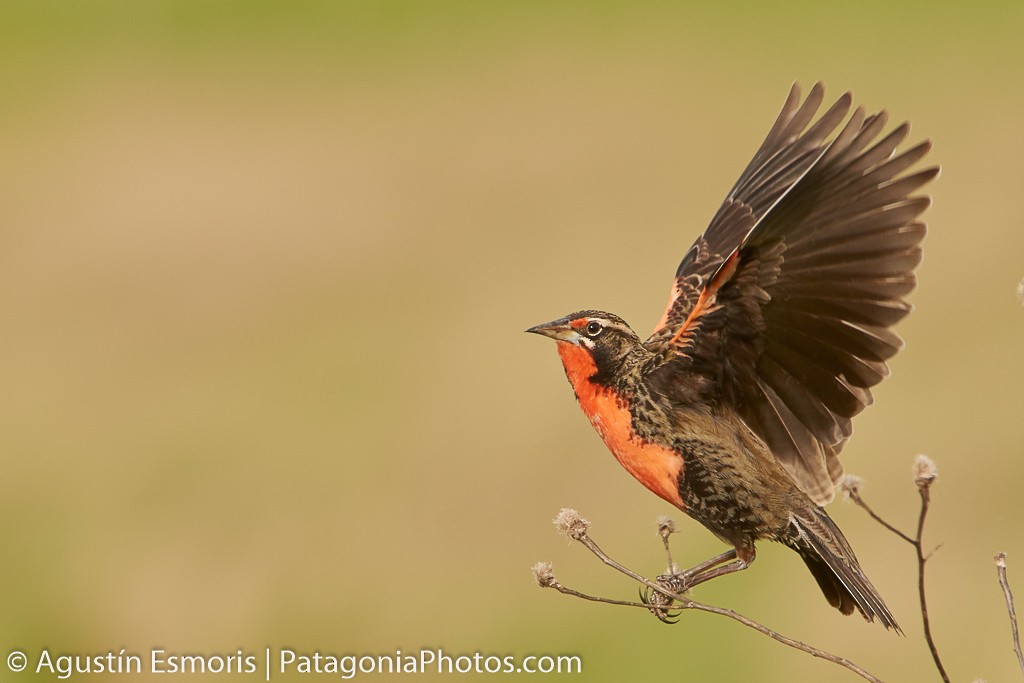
647,82,936,505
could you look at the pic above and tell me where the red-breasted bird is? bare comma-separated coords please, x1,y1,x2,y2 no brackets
528,82,937,630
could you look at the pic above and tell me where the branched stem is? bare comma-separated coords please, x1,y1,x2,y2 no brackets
914,487,947,683
847,493,914,544
539,512,885,683
849,481,948,683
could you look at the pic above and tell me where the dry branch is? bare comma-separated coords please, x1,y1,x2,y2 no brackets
845,454,948,683
994,552,1024,675
536,508,885,683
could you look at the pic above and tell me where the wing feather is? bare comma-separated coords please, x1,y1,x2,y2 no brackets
646,83,935,504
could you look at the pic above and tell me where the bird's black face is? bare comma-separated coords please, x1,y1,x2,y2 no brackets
526,310,645,386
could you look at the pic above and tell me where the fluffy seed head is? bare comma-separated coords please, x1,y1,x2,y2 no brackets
554,508,590,541
913,454,938,489
839,474,864,501
532,561,555,587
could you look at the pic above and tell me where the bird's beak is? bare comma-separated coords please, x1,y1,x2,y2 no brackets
525,319,579,343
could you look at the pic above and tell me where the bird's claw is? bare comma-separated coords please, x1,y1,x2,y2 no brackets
639,575,686,624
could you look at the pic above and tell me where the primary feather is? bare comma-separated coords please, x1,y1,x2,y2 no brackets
646,81,936,505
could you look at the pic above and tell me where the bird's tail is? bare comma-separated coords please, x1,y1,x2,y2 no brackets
786,508,901,632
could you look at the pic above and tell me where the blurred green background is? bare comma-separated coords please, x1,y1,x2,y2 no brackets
1,1,1022,681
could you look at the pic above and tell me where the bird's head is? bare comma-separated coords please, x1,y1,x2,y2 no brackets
526,311,647,388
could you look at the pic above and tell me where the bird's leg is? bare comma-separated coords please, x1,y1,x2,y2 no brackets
644,544,755,621
647,549,738,612
682,558,750,589
681,544,755,591
661,544,755,591
674,549,737,580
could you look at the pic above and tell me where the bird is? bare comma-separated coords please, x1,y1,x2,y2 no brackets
527,82,937,630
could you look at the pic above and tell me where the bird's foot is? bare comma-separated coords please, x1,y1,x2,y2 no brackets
659,569,694,593
639,573,689,624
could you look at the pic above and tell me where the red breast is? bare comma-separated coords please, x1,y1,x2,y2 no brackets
555,341,685,509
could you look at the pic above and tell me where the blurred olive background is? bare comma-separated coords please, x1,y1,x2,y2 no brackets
1,1,1022,681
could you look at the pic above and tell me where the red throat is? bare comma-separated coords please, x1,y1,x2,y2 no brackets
555,342,685,508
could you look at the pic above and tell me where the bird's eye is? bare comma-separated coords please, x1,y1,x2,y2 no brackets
585,321,604,337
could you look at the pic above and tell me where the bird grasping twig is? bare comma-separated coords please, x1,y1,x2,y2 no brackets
534,508,885,683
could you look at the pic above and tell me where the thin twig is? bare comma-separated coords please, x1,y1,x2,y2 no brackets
847,493,915,545
848,456,949,683
995,552,1024,675
914,486,949,683
683,601,884,683
546,577,884,682
578,534,664,590
539,509,886,683
546,580,657,609
657,516,678,574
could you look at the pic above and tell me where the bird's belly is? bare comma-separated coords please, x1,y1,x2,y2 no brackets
673,435,793,543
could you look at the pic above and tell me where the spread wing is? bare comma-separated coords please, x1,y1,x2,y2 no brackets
646,82,937,505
